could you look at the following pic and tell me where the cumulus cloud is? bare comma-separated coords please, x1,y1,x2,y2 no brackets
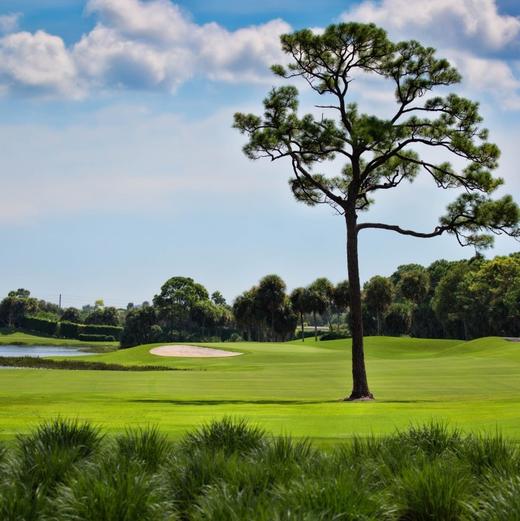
342,0,520,110
448,50,520,109
0,0,290,97
86,0,193,44
343,0,520,52
0,30,83,98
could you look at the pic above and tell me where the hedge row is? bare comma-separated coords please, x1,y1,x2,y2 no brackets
22,317,122,341
78,334,116,342
22,316,57,336
0,356,177,371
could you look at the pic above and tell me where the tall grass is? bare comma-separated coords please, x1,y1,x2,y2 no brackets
52,457,175,521
0,419,102,520
390,457,473,520
1,418,520,520
115,426,171,471
181,416,266,456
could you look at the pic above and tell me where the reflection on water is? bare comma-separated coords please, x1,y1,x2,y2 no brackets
0,345,91,357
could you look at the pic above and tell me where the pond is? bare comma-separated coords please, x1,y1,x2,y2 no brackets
0,345,92,357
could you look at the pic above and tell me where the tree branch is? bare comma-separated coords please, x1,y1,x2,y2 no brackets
357,222,448,238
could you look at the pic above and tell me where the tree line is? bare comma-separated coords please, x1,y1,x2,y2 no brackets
1,252,518,347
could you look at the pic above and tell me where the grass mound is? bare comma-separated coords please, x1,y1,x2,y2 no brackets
0,418,520,519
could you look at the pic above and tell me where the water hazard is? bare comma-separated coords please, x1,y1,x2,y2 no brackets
0,345,91,357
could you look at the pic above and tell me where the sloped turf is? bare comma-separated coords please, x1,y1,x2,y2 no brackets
0,336,519,441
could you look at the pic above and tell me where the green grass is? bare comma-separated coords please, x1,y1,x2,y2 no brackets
0,329,118,349
0,335,519,441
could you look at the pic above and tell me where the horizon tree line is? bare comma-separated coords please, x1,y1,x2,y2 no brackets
1,253,519,346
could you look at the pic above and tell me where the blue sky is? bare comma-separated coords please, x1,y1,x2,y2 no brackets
0,0,519,308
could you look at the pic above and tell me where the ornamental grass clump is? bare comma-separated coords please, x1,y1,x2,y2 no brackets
1,418,520,519
390,457,473,521
52,457,175,521
115,426,171,472
0,418,103,520
181,416,266,456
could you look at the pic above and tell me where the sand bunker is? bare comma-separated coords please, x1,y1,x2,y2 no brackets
150,345,242,358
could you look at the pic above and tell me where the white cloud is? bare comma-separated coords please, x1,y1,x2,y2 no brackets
448,50,520,109
73,24,194,91
0,105,287,224
341,0,520,111
0,13,21,34
0,30,83,98
343,0,520,51
86,0,192,45
197,19,291,83
0,0,290,97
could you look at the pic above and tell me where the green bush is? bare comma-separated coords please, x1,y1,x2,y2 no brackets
320,331,350,341
58,322,123,341
81,324,123,339
22,316,57,336
78,334,114,342
58,321,80,339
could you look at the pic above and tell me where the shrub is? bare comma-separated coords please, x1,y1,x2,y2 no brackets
81,324,123,340
228,333,243,342
320,331,350,341
22,316,57,336
58,322,122,341
78,334,114,342
58,321,80,339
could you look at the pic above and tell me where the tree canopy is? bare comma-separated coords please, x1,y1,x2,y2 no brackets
234,21,519,400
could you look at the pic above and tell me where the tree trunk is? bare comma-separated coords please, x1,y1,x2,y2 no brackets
313,311,317,341
300,312,305,342
345,212,374,401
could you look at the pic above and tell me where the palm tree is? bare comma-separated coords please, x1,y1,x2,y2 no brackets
290,287,312,341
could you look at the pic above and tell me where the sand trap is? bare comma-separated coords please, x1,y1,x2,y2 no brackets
150,345,243,358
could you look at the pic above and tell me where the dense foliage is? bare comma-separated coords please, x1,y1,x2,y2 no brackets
1,252,518,346
120,277,233,348
1,417,520,520
363,253,520,339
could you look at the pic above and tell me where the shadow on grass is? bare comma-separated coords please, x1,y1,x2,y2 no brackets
129,398,435,406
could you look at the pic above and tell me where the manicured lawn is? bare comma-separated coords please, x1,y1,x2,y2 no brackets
0,335,519,441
